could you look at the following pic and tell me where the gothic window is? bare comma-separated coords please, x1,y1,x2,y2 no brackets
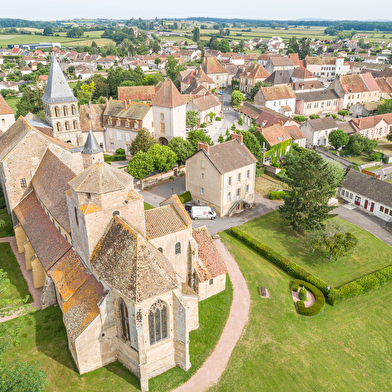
71,105,76,115
73,120,78,129
175,242,181,255
119,298,130,341
148,300,168,345
57,122,61,132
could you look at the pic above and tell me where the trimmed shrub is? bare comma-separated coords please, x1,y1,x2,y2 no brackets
293,279,325,316
216,116,221,121
269,190,286,200
299,287,308,301
200,122,207,128
331,114,337,119
230,227,330,295
169,176,174,180
178,191,191,204
104,154,126,162
294,115,306,123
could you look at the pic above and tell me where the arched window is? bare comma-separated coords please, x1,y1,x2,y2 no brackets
65,121,70,131
158,247,163,253
55,107,60,117
119,298,130,341
57,122,61,132
63,106,67,116
175,242,181,255
73,120,78,129
71,105,76,115
149,300,167,345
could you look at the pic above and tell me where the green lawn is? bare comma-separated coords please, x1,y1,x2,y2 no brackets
4,96,20,114
211,232,392,392
345,154,372,166
3,279,232,391
237,210,392,287
0,242,32,303
0,208,14,237
144,202,155,210
365,165,383,171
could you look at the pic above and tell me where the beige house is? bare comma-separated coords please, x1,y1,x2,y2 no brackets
186,94,222,124
295,90,340,116
201,56,229,89
185,133,257,217
0,94,15,133
299,117,338,147
239,63,270,94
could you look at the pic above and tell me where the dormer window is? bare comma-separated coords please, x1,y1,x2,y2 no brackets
108,118,112,126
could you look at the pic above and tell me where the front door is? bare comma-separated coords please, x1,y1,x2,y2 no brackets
355,196,361,206
364,200,368,209
370,202,375,212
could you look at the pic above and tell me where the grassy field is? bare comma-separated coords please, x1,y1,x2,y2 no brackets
345,154,372,166
211,232,392,392
2,279,233,391
237,210,392,287
4,96,20,114
254,174,288,198
0,242,32,304
0,208,14,237
144,202,154,210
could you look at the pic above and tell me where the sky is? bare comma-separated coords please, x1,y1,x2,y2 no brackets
2,0,392,22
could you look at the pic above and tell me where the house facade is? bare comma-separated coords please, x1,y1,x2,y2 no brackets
295,90,340,116
254,85,296,116
349,113,392,139
239,63,270,94
300,117,338,147
0,94,15,133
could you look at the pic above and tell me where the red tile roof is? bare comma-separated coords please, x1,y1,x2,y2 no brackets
117,85,156,101
259,124,292,147
260,85,296,101
201,56,228,75
152,80,186,108
0,94,14,115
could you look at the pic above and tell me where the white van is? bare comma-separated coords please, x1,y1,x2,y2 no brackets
190,206,216,220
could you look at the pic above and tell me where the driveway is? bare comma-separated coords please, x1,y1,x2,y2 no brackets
334,204,392,247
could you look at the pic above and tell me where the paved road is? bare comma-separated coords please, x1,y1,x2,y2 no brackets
334,204,392,247
172,239,250,392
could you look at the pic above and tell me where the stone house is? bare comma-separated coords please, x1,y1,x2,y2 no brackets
305,56,350,77
295,90,340,116
239,63,270,94
299,117,338,147
201,56,229,89
185,133,257,217
340,169,392,222
254,85,296,116
265,56,297,75
118,86,156,102
186,94,222,124
0,94,15,133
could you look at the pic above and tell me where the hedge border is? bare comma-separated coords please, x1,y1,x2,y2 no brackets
178,191,191,204
292,279,325,316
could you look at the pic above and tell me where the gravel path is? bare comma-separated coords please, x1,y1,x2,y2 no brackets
0,236,42,323
172,239,250,392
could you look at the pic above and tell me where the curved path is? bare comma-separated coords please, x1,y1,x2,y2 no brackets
172,239,250,392
0,236,42,323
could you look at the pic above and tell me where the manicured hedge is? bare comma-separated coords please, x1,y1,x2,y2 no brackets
230,227,330,296
328,265,392,305
178,191,191,204
269,190,286,200
104,154,126,162
293,279,325,316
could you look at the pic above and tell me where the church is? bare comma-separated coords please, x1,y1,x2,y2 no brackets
0,57,227,391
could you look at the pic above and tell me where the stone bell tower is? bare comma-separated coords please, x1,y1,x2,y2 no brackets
41,55,83,146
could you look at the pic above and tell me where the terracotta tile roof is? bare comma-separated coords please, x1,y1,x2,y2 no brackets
32,149,75,232
281,105,292,112
192,226,227,283
285,125,306,140
0,95,14,115
260,85,296,101
240,63,270,79
375,78,392,95
69,162,133,194
292,80,325,91
63,274,104,342
201,56,228,75
270,57,295,67
304,117,338,132
14,191,71,271
239,102,263,119
145,204,187,239
190,94,221,112
360,72,379,91
291,66,316,80
151,80,186,108
79,104,105,132
159,194,192,226
260,124,292,147
380,67,392,78
289,53,300,66
117,85,156,101
306,56,323,65
350,113,392,129
48,248,89,302
339,74,368,94
255,107,290,128
90,216,178,302
188,139,257,174
104,100,150,120
295,90,340,102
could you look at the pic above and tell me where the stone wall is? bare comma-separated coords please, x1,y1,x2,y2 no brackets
197,274,226,301
141,166,186,190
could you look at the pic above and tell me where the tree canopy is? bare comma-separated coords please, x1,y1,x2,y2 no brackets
129,128,157,155
168,137,193,165
328,129,349,150
148,144,178,172
186,130,214,151
377,99,392,115
127,151,154,180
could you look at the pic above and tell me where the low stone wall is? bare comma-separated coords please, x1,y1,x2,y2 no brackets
316,147,352,168
141,166,186,190
360,161,381,170
263,165,281,175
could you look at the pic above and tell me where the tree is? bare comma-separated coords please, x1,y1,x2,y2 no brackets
207,112,216,123
68,65,75,74
299,39,311,60
346,133,365,156
237,116,243,126
288,36,300,53
67,27,84,38
218,134,224,143
386,126,392,142
192,27,200,43
231,90,245,105
326,160,345,188
218,39,231,53
186,110,199,129
309,114,320,119
127,151,154,179
328,129,349,150
308,221,358,260
187,130,214,151
16,87,44,118
154,57,161,66
165,55,185,82
362,137,378,153
238,130,262,161
249,81,271,100
377,99,392,115
129,128,157,155
278,150,336,233
337,109,349,119
168,137,193,165
43,26,53,36
148,144,178,172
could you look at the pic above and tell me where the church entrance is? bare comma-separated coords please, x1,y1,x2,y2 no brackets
159,137,168,146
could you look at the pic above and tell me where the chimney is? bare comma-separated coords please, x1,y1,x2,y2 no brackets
231,132,243,145
377,174,382,180
105,97,109,109
198,141,210,154
123,100,127,110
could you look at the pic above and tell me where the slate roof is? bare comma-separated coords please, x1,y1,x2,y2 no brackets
341,169,392,207
295,90,340,102
90,216,178,302
188,139,257,174
0,94,13,115
69,162,132,194
13,191,71,271
41,56,78,104
151,80,186,108
117,85,156,101
82,128,103,155
192,226,227,283
104,100,151,119
145,204,187,239
32,149,76,232
260,85,296,101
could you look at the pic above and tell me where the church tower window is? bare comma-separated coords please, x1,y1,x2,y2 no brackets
55,107,60,117
175,242,181,255
148,300,168,345
71,105,76,115
65,121,70,131
57,123,61,132
63,106,67,116
73,120,78,129
119,299,130,341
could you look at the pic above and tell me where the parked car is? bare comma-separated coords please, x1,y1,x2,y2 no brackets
184,201,197,212
190,206,216,220
203,128,209,133
218,90,223,95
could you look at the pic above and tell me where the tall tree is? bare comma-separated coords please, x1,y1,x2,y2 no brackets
377,99,392,115
328,129,349,150
168,137,193,165
129,128,157,155
279,150,336,233
148,144,178,172
192,27,200,43
288,36,299,53
187,130,214,152
127,151,154,179
186,110,199,129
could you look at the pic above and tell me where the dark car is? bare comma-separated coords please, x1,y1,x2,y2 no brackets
184,201,198,212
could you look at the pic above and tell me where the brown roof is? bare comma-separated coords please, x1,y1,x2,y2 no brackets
291,67,316,80
192,226,227,283
151,80,186,108
13,191,71,271
260,124,292,147
190,94,221,112
289,53,300,66
189,139,257,174
32,149,75,232
239,102,263,119
117,85,156,101
375,78,392,95
304,117,338,132
255,107,290,128
269,57,295,67
361,72,379,91
201,56,228,75
285,125,306,140
292,80,325,91
104,100,150,120
260,85,296,101
0,95,14,115
380,67,392,78
145,204,187,239
339,74,369,94
240,63,270,79
69,162,132,194
90,216,177,302
350,113,392,130
79,104,105,132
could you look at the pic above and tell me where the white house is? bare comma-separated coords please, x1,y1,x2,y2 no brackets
254,85,296,116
